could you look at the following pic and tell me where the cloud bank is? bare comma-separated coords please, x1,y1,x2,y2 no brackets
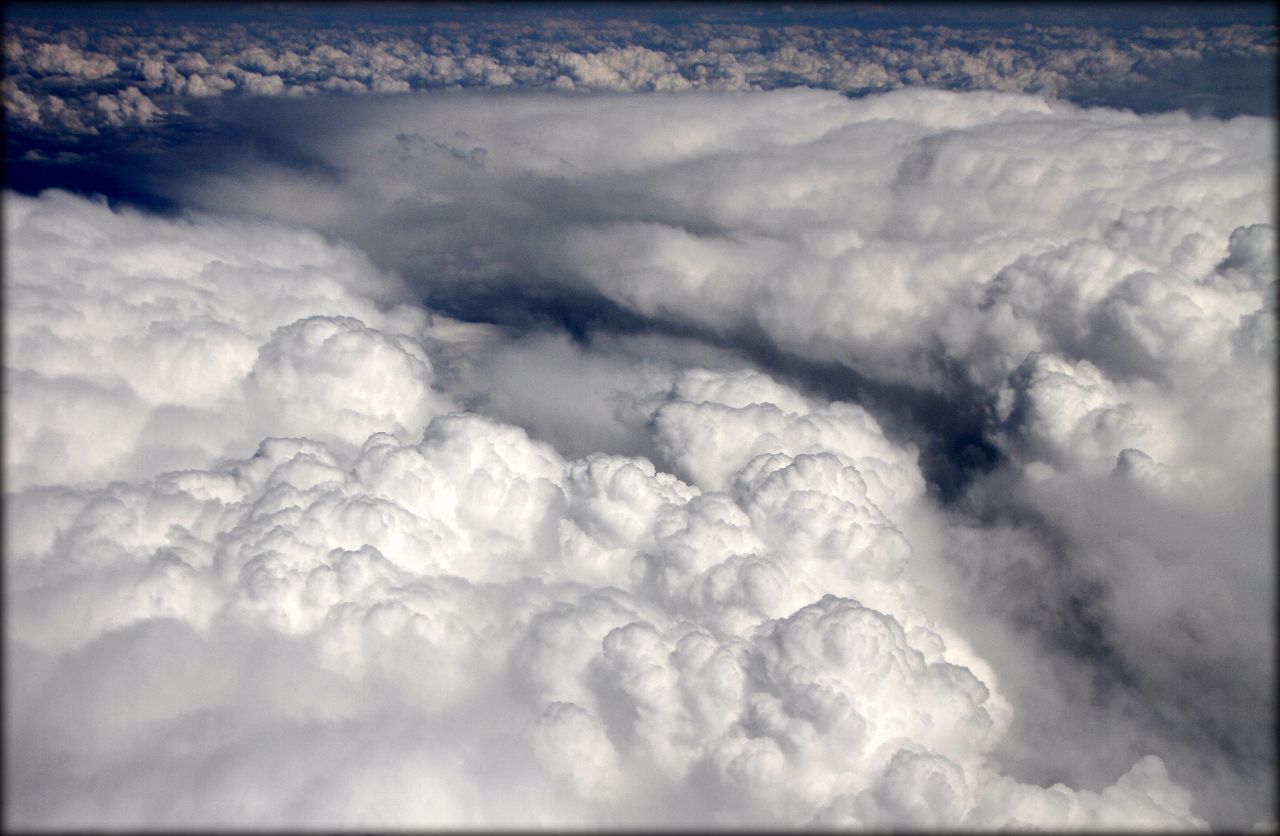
5,187,1213,827
4,73,1274,833
4,14,1274,136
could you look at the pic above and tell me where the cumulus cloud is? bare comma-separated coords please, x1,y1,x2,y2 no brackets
1,259,1202,830
3,32,1274,829
167,89,1273,527
3,15,1274,136
5,183,1230,828
2,189,452,488
179,89,1275,828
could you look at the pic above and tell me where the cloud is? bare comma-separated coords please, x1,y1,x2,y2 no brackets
245,315,449,449
3,382,1204,828
4,184,1218,829
3,15,1274,136
964,755,1205,829
649,367,926,519
29,40,119,79
169,86,1272,827
167,88,1271,404
2,189,451,488
4,77,1273,829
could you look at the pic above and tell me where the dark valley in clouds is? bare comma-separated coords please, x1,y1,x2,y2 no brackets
3,3,1275,830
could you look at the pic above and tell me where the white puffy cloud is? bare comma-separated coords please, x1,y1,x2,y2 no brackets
245,315,447,449
4,186,1217,829
191,86,1271,827
4,399,1201,828
3,189,453,488
552,45,693,92
30,40,119,79
967,755,1206,829
90,84,162,127
650,370,925,516
4,75,1272,830
996,352,1160,473
176,88,1271,408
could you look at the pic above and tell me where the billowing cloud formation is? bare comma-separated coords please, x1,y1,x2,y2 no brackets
5,189,1219,828
180,88,1271,394
3,189,452,488
4,15,1274,135
4,83,1274,829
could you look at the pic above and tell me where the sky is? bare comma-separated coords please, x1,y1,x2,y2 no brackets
3,2,1276,830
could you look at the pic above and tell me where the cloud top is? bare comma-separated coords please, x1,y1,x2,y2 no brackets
4,71,1273,829
6,186,1225,828
4,15,1274,135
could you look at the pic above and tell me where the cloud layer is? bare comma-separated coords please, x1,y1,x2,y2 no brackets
4,14,1274,136
4,191,1210,825
4,80,1274,829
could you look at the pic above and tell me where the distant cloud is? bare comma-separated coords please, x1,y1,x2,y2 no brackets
4,16,1275,135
